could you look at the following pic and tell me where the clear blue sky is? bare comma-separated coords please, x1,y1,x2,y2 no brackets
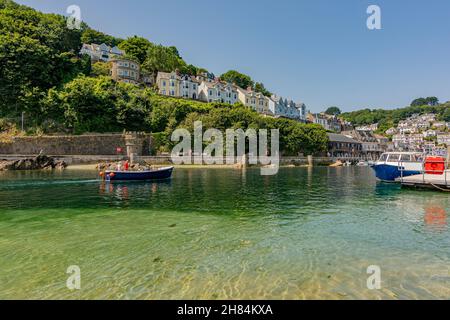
16,0,450,112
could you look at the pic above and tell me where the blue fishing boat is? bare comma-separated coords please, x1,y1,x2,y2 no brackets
371,152,423,182
104,166,174,181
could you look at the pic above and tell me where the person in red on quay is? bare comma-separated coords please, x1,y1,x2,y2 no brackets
124,160,130,171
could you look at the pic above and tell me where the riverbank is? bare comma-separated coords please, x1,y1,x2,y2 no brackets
0,154,336,167
66,163,313,171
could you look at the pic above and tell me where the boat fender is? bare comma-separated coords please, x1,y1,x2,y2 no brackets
109,172,115,178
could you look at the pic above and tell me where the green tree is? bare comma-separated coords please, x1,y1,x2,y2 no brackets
179,64,199,76
81,28,123,47
168,46,181,58
0,1,88,116
220,70,254,89
118,36,153,64
426,97,439,106
254,82,272,97
410,97,439,107
142,44,186,75
441,108,450,122
325,106,341,116
91,61,111,77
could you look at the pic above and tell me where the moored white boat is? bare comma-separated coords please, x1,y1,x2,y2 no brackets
357,160,369,167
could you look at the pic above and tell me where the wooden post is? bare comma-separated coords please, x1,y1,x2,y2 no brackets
447,146,450,169
307,155,313,167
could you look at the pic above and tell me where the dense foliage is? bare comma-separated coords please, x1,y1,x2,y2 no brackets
0,0,90,117
411,97,439,107
325,107,341,116
80,28,123,47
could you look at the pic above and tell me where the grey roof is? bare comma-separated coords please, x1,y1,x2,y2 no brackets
327,133,361,144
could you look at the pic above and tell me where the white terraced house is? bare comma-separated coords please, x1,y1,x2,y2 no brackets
392,134,424,150
199,81,238,104
80,43,124,62
180,75,200,100
268,95,302,120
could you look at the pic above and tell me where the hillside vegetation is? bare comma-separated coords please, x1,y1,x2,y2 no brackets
0,0,327,155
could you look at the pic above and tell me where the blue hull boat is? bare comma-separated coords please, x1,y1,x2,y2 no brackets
371,152,423,182
105,166,174,181
372,164,421,182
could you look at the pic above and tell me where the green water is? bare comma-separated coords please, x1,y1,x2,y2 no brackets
0,167,449,300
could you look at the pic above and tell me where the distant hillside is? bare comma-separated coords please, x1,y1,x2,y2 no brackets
341,101,450,133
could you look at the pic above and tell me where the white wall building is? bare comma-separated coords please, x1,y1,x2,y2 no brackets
180,75,200,100
199,81,238,104
385,127,397,135
268,95,305,120
80,43,124,62
423,129,437,138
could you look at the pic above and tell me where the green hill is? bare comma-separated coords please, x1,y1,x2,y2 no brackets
0,0,328,155
341,101,450,133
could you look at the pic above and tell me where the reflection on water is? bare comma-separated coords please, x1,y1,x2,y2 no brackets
0,167,449,299
424,206,447,232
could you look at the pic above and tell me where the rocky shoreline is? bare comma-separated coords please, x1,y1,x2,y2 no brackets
0,154,67,171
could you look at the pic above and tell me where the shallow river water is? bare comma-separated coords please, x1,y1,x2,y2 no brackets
0,167,449,299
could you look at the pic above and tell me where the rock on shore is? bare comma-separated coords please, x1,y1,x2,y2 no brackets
0,154,67,171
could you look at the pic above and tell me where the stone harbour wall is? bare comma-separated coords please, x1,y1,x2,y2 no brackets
0,133,152,156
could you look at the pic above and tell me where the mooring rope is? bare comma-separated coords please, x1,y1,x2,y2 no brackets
431,183,450,192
